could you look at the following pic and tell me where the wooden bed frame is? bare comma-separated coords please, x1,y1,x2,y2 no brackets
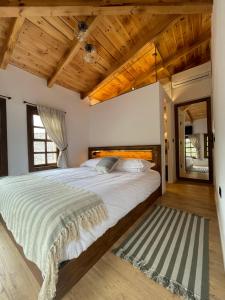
1,145,162,299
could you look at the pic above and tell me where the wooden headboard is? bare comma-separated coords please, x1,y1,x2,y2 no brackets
88,145,161,174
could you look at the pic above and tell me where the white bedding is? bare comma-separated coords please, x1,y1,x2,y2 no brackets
37,167,161,262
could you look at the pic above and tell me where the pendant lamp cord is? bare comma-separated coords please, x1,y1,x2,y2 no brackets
154,45,158,82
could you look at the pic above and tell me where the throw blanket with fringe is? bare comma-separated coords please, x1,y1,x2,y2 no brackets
0,175,107,300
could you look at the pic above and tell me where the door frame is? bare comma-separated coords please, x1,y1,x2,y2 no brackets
0,97,8,176
174,97,213,183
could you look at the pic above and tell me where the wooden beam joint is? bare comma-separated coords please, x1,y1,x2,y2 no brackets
47,16,97,88
0,17,25,69
0,2,213,17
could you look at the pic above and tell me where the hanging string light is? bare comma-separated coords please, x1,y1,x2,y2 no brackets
76,20,98,64
83,43,97,64
76,21,88,42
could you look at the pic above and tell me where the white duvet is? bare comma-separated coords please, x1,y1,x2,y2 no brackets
37,167,161,262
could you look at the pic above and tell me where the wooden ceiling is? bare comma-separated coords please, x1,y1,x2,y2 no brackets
183,101,207,121
0,1,212,105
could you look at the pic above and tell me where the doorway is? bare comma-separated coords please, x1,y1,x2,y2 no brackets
0,97,8,176
175,97,213,183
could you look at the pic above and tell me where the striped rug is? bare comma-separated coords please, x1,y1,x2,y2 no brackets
113,205,209,300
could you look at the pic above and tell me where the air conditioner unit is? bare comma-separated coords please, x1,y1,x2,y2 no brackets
172,71,211,88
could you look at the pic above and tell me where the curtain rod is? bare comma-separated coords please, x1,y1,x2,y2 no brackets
23,101,66,114
0,94,11,100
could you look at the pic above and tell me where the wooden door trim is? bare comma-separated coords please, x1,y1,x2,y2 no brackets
0,97,8,176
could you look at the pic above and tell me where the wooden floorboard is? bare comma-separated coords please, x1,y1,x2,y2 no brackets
0,182,224,300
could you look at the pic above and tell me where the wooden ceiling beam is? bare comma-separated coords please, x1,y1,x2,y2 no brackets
0,17,25,69
186,109,193,122
82,15,181,99
47,17,98,88
0,2,212,17
153,42,171,78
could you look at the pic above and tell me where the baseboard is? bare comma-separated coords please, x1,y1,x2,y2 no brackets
215,191,225,271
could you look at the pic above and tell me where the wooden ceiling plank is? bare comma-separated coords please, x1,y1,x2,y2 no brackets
154,42,171,78
186,109,193,122
83,15,180,99
55,79,82,94
47,16,98,88
12,46,55,75
0,17,24,69
0,2,213,17
10,56,50,78
13,45,57,71
43,17,74,41
135,31,211,87
96,31,210,100
26,17,70,44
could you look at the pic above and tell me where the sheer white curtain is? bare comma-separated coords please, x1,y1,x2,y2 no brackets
37,105,68,168
190,134,201,159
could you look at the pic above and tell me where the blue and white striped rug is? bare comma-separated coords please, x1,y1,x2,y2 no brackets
113,205,209,300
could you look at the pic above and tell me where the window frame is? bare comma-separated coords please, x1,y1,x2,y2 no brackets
204,133,208,158
27,105,58,172
185,136,197,159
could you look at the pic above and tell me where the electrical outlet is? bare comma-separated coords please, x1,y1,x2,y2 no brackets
219,186,222,198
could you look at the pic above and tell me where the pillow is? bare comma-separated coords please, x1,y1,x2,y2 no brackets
80,158,101,169
115,159,155,173
142,160,156,170
96,157,119,174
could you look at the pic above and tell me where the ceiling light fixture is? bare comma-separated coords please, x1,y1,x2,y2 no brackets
77,21,88,42
84,43,97,64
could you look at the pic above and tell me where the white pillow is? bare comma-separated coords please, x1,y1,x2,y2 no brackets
115,159,155,173
95,157,119,174
80,158,101,168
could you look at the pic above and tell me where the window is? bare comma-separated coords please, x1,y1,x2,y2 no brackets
27,105,58,172
204,134,208,158
185,137,197,159
0,98,8,176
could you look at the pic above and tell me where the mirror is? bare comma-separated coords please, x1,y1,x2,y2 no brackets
176,99,211,181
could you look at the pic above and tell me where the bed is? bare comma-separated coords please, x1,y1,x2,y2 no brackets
0,145,162,299
186,157,209,173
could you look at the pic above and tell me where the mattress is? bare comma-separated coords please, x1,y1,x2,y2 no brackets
37,167,161,262
191,165,209,173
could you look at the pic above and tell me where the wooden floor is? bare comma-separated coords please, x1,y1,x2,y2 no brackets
183,171,209,180
0,182,225,300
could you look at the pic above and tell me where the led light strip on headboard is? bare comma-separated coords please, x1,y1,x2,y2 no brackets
88,145,161,174
90,149,153,161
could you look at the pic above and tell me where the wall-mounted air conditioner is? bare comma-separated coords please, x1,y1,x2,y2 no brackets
172,62,211,89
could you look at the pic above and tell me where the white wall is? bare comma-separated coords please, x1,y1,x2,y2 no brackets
90,83,166,191
0,65,89,175
193,118,207,134
172,62,212,104
212,0,225,266
90,83,162,146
